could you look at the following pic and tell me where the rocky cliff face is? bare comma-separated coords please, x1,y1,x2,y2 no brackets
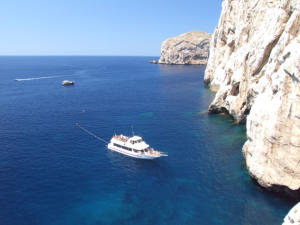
204,0,300,194
283,202,300,225
158,31,211,65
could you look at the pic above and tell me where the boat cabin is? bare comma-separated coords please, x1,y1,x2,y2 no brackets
129,136,143,144
112,135,151,153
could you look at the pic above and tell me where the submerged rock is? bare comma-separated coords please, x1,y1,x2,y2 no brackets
158,31,211,65
204,0,300,195
283,202,300,225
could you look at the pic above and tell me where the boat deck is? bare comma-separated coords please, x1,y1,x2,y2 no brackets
113,135,129,142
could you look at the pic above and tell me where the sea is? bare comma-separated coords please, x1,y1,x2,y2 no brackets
0,56,296,225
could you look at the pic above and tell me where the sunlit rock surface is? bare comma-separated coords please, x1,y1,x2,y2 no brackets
204,0,300,194
283,202,300,225
159,31,211,65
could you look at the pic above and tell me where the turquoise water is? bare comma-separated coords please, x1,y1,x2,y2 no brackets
0,56,295,225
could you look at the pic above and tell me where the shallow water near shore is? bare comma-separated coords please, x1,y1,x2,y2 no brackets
0,56,296,225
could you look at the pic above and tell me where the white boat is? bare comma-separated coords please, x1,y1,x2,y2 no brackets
107,135,167,159
62,80,74,86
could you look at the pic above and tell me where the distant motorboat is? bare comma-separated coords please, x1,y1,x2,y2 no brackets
62,80,74,86
149,60,158,64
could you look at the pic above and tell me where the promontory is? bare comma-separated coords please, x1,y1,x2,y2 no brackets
158,31,211,65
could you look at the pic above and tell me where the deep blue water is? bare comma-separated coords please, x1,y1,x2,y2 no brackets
0,56,296,225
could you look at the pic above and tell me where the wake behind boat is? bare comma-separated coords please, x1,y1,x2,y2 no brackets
108,134,167,159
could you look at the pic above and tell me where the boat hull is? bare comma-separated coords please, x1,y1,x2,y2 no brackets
107,143,159,159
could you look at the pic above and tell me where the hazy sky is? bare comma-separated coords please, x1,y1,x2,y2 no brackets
0,0,222,56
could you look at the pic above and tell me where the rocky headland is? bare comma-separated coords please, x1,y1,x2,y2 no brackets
204,0,300,195
158,31,211,65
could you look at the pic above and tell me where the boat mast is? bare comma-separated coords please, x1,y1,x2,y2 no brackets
131,125,135,137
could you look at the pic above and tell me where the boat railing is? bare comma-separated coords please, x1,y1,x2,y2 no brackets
112,136,168,157
147,148,168,157
113,135,129,142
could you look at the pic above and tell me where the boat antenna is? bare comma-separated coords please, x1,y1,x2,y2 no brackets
131,125,135,137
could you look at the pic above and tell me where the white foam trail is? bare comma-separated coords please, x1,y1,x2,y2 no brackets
15,75,62,81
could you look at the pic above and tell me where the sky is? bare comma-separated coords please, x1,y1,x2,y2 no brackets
0,0,222,56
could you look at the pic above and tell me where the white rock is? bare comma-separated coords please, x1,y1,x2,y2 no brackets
283,202,300,225
204,0,300,193
159,31,211,65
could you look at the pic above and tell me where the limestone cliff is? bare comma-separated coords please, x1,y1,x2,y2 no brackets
204,0,300,194
283,202,300,225
159,31,211,65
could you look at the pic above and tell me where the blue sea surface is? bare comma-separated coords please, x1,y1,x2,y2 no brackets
0,56,296,225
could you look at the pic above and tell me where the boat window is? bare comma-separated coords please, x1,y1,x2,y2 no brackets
123,146,131,151
114,143,132,151
131,139,142,144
